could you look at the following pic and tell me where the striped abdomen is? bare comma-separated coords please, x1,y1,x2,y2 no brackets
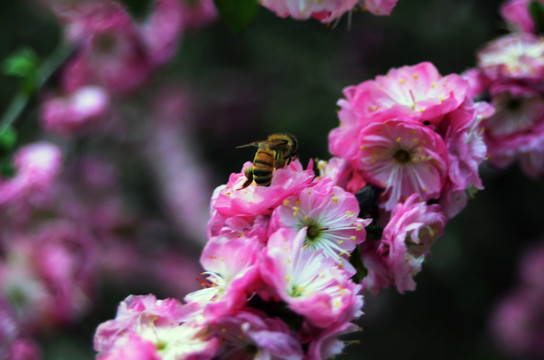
252,149,276,186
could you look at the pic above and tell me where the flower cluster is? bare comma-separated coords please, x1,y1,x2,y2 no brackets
37,0,216,135
323,61,493,294
95,160,371,359
463,0,544,178
0,134,207,357
260,0,399,24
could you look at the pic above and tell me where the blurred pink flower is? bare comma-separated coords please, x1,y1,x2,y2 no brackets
0,142,62,207
40,86,109,134
477,33,544,85
362,0,399,16
500,0,544,34
260,0,358,23
61,2,153,93
140,0,186,66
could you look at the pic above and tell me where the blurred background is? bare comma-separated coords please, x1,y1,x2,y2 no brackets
2,0,544,359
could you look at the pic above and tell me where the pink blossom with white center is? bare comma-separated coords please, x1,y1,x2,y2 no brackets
381,194,446,293
269,179,370,273
211,310,303,360
337,62,469,125
97,335,160,360
362,0,399,16
260,228,363,328
485,86,544,139
357,117,449,211
483,86,544,177
500,0,543,34
185,235,262,319
211,159,315,219
61,2,153,93
477,33,544,84
259,0,358,24
94,294,219,359
0,142,62,207
40,86,109,134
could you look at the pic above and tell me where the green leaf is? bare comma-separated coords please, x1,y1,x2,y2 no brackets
0,126,17,150
529,1,544,35
349,245,368,283
2,48,38,79
213,0,259,32
0,157,16,178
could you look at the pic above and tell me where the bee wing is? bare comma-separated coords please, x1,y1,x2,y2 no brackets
235,140,267,149
264,139,289,150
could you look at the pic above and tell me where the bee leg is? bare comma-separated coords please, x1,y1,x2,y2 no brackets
239,167,254,189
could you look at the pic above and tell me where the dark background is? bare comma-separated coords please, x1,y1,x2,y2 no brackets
2,0,543,359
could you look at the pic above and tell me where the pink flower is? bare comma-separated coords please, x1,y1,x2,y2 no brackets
94,294,219,359
40,86,109,134
260,228,363,328
259,0,358,23
442,100,493,209
362,0,399,16
177,0,218,30
0,142,62,207
500,0,543,34
337,62,469,125
211,310,303,359
140,0,185,66
269,179,370,273
210,159,315,219
306,320,360,360
357,117,449,211
185,235,262,319
317,157,368,193
61,2,153,93
490,289,544,358
483,85,544,177
477,33,544,85
358,240,390,295
381,194,446,293
485,86,544,139
7,339,42,360
31,222,97,325
97,335,160,360
461,68,491,98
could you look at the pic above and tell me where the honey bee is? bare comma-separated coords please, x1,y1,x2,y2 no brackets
236,133,298,189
